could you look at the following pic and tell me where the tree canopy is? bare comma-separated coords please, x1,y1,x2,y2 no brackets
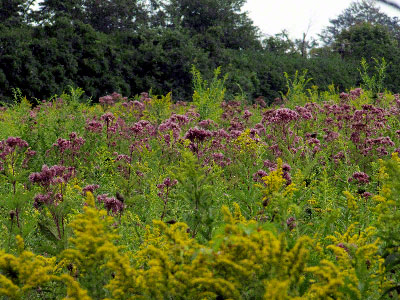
1,0,400,104
319,0,400,45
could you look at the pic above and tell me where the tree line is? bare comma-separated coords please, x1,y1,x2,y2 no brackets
1,0,400,103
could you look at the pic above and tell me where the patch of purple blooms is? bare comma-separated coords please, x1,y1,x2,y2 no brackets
86,117,104,133
97,194,124,214
0,137,35,171
184,127,212,143
82,184,100,194
29,165,75,188
348,172,370,184
99,92,126,107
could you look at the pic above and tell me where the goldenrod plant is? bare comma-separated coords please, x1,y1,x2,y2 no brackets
192,66,227,121
0,235,56,299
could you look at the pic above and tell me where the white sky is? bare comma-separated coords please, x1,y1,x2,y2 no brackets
242,0,400,40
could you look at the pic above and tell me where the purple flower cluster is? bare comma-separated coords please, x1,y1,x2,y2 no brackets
198,119,217,129
33,192,53,209
323,103,352,123
323,129,339,142
209,152,231,167
115,153,131,163
184,127,212,143
139,92,151,103
252,169,268,183
254,96,267,108
360,136,395,157
221,101,243,120
348,172,370,184
159,118,181,140
243,110,253,121
97,194,124,214
53,132,85,154
262,108,299,125
286,216,296,231
282,163,292,185
307,138,321,146
340,88,363,101
101,112,115,124
130,120,155,137
332,151,345,164
4,137,29,148
252,123,266,136
0,137,34,171
82,184,100,194
99,92,126,107
86,118,104,133
366,136,394,147
157,177,178,193
29,165,75,188
295,106,313,120
228,118,245,132
170,114,190,126
30,165,75,210
121,100,146,116
263,159,277,170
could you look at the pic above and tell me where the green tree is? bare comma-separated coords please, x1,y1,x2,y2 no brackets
162,0,261,51
262,30,296,55
0,24,37,103
83,0,148,33
0,0,31,25
36,0,85,23
333,22,399,62
37,0,148,33
319,0,400,45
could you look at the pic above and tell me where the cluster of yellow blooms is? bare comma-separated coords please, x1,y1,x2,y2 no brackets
233,129,260,156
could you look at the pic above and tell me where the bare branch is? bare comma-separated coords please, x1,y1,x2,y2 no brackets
377,0,400,10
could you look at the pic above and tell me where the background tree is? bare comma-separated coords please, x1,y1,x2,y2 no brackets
262,30,296,55
37,0,148,33
161,0,261,51
83,0,148,33
36,0,85,23
0,0,32,25
294,25,319,58
2,0,400,104
319,0,400,45
333,22,400,62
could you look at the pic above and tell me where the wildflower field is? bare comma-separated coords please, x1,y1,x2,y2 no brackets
1,77,400,299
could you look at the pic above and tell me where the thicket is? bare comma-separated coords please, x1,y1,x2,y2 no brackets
3,0,400,103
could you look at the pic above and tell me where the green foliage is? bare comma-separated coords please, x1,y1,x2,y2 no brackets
192,65,227,121
2,0,400,104
334,22,399,63
359,57,388,96
173,150,218,241
281,69,313,106
373,153,400,294
60,86,90,104
145,92,172,124
320,0,400,45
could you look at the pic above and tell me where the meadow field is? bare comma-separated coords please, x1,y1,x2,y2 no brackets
0,78,400,299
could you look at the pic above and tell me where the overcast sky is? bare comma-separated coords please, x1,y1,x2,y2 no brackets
242,0,400,40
